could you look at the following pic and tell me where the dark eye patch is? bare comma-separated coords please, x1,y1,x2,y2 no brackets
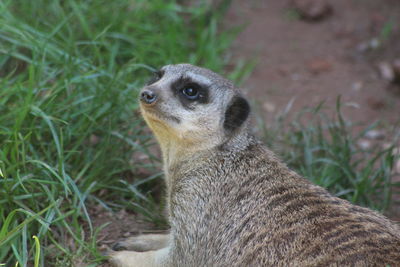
171,76,209,109
146,69,164,85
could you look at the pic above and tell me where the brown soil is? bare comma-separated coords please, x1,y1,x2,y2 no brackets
227,0,400,124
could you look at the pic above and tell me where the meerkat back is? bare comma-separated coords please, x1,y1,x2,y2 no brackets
168,142,400,266
109,64,400,267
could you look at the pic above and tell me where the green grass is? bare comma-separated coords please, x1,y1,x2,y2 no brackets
0,0,239,265
257,99,400,211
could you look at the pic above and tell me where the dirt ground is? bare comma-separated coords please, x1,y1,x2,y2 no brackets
227,0,400,125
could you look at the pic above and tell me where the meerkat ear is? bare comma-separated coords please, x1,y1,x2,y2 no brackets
223,96,250,132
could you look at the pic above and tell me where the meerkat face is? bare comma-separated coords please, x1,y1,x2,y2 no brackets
139,64,250,148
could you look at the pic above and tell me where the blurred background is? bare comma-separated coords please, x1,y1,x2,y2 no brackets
0,0,399,266
229,0,400,124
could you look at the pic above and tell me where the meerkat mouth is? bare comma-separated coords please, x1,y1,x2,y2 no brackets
141,108,181,124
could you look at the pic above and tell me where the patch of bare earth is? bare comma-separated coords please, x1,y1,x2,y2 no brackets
228,0,400,122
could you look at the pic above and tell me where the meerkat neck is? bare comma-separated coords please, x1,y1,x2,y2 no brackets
160,139,191,171
158,136,211,193
159,137,213,171
220,128,254,152
160,128,253,170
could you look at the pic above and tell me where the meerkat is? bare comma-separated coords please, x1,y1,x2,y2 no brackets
108,64,400,267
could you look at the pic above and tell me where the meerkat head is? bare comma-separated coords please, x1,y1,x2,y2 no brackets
139,64,250,153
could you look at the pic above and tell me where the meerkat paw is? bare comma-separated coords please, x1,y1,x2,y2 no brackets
108,250,148,267
107,247,170,267
112,233,170,252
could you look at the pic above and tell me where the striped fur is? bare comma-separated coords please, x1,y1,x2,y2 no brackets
110,64,400,267
168,137,400,266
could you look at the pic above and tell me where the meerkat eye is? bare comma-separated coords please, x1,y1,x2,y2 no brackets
147,70,164,85
181,85,200,100
172,78,208,105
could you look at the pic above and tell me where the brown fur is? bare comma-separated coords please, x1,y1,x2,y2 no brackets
109,64,400,267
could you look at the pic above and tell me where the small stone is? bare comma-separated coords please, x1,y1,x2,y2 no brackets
263,102,276,112
364,130,385,140
369,38,380,49
377,62,395,82
292,0,333,21
352,81,363,91
344,102,360,109
357,139,371,150
357,38,381,53
392,147,400,156
308,58,332,74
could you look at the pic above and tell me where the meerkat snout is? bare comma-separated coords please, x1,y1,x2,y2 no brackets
140,89,158,105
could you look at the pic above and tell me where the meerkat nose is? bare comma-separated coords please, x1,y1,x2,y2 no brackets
140,89,157,105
